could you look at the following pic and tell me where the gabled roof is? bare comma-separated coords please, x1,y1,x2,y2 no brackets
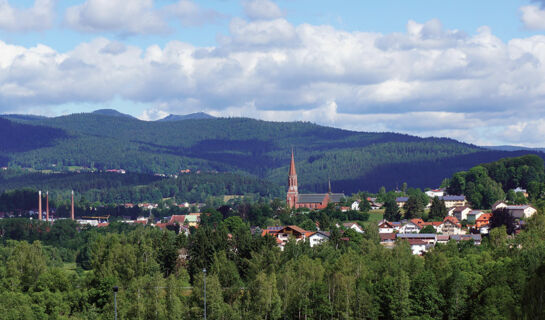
442,216,461,227
378,221,395,228
280,225,308,235
297,194,327,203
452,206,470,213
169,215,186,224
309,231,330,238
476,213,492,222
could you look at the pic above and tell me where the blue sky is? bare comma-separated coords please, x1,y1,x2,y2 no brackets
1,0,545,146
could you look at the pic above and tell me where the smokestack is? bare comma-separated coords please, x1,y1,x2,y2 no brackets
46,191,49,222
38,190,42,220
71,190,75,221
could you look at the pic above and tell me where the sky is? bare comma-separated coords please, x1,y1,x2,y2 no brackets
1,0,545,147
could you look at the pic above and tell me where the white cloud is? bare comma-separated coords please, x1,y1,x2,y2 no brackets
242,0,284,20
0,0,55,32
65,0,221,35
3,19,545,146
65,0,167,34
520,5,545,30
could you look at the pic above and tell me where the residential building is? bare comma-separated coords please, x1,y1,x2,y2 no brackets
343,222,364,233
425,188,445,198
438,195,467,208
467,210,484,224
378,221,395,233
396,197,409,208
449,206,472,221
439,216,462,235
308,231,330,247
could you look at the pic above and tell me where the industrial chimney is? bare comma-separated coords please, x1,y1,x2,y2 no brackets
46,191,49,222
38,190,42,220
71,190,75,220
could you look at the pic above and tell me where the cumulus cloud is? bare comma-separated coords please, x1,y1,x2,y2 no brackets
164,0,224,27
0,0,55,32
242,0,284,20
3,19,545,146
520,5,545,30
65,0,222,35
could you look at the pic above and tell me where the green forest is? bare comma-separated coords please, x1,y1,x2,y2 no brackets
0,207,545,319
2,112,543,192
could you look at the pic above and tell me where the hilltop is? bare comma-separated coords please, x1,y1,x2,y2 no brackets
0,110,543,193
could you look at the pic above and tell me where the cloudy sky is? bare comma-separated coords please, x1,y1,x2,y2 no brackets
1,0,545,147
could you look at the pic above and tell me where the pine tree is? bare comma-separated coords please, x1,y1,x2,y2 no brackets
429,196,447,220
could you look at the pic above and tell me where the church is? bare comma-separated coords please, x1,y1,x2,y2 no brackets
286,150,345,209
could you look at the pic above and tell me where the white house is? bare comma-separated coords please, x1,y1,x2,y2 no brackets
308,231,330,247
449,206,472,221
398,221,421,234
438,216,463,235
467,210,484,224
425,188,445,198
378,221,395,234
351,201,360,211
505,205,537,219
343,222,364,233
407,239,428,255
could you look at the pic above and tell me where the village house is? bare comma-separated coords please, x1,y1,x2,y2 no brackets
514,187,529,198
398,219,422,233
438,195,467,208
395,197,409,208
379,233,396,247
397,233,437,245
308,231,330,247
467,210,484,224
450,234,482,245
378,220,396,233
342,222,364,233
405,239,428,255
492,201,537,219
425,188,445,198
439,216,462,235
449,206,472,221
351,201,360,211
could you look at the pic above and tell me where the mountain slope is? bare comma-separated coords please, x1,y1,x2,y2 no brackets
2,112,543,193
92,109,136,119
158,112,215,121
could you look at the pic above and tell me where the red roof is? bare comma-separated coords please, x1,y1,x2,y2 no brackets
410,219,425,228
443,216,461,228
156,223,168,230
407,239,427,245
169,215,186,224
289,149,296,176
134,220,147,225
97,222,109,227
380,233,396,241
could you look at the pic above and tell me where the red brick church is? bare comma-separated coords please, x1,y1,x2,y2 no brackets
286,150,345,209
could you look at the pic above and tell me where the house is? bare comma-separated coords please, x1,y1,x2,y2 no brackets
351,201,360,211
450,234,482,245
396,197,409,208
379,233,396,247
340,206,351,212
436,235,450,245
439,216,462,235
505,205,537,219
367,197,383,210
343,222,364,233
169,215,186,225
185,213,201,226
378,221,396,233
438,195,467,208
398,220,422,234
467,210,484,224
396,233,437,245
308,231,330,247
491,201,508,211
405,239,428,255
449,206,472,221
425,188,445,198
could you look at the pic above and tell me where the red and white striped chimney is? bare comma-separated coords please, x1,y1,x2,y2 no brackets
38,190,42,220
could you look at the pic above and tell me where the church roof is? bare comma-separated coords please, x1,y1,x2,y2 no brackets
297,193,345,204
289,149,296,176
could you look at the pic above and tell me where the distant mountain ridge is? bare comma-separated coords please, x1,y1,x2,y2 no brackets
92,109,136,119
1,109,544,193
482,145,545,153
158,112,215,121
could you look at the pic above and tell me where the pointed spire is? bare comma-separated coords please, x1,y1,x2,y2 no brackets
289,148,296,176
328,178,332,194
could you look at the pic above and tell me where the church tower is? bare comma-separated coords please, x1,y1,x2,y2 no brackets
287,149,298,208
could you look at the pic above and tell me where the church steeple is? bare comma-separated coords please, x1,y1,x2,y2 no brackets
328,178,332,194
287,149,298,208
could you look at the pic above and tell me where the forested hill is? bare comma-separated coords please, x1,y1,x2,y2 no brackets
1,111,544,193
